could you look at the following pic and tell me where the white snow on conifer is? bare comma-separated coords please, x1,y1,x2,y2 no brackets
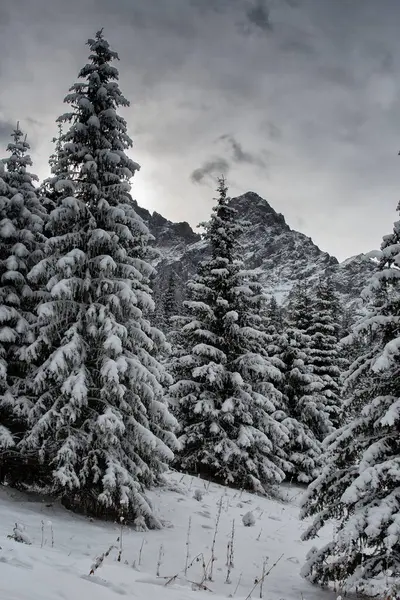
300,203,400,596
19,31,178,527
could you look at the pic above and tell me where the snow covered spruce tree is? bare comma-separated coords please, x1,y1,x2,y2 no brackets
275,296,322,483
163,270,180,329
0,127,45,466
0,160,15,455
170,177,290,492
307,276,342,432
19,31,178,526
265,296,284,334
300,206,400,596
38,123,64,217
280,281,341,445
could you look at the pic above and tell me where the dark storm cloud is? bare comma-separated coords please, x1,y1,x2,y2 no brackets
1,0,400,261
245,0,272,33
190,158,231,185
220,134,267,168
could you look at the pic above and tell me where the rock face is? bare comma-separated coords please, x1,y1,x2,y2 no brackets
135,192,375,325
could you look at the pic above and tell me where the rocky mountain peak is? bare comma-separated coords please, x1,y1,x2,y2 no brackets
133,191,375,324
231,191,287,229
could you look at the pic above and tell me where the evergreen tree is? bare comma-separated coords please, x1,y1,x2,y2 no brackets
300,205,400,596
339,302,365,369
0,127,45,459
307,276,342,433
19,31,178,526
39,123,64,216
279,340,322,483
282,281,341,443
277,284,323,482
0,160,14,453
154,269,181,333
265,296,284,333
170,178,290,492
287,281,313,333
163,269,180,328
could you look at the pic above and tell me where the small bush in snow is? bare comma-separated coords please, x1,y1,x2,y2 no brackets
8,523,32,545
133,516,148,532
242,511,255,527
193,489,203,501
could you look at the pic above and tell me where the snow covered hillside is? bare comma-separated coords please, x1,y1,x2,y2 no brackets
0,472,337,600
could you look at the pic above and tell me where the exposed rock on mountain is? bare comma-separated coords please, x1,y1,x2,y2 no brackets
134,193,375,325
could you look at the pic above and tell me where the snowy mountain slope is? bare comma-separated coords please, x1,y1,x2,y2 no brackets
136,192,375,321
0,472,338,600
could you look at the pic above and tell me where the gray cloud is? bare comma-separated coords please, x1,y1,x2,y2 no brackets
220,134,267,168
279,38,316,56
0,119,15,146
1,0,400,261
263,122,282,140
190,157,230,184
283,0,301,6
317,65,357,90
245,0,272,33
190,133,267,187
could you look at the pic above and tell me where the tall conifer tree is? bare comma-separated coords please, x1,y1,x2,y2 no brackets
20,31,178,526
300,203,400,596
170,178,289,492
307,276,342,432
277,284,323,482
0,127,45,462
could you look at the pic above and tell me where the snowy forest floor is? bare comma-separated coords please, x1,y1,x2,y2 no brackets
0,472,346,600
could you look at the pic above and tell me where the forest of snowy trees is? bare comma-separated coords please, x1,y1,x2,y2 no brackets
0,30,399,596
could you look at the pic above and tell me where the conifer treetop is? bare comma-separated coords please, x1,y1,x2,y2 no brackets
0,124,45,241
3,124,39,191
54,29,140,205
203,176,244,262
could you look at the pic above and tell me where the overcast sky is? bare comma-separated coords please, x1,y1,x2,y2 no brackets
1,0,400,261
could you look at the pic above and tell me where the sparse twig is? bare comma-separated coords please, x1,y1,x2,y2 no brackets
138,537,146,566
41,520,44,548
225,519,235,584
259,557,268,598
208,496,223,581
229,572,243,598
185,516,192,576
245,554,284,600
50,521,54,548
163,552,208,588
156,543,164,577
117,515,124,562
89,544,117,575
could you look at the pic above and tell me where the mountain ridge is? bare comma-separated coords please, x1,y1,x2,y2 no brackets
133,191,375,322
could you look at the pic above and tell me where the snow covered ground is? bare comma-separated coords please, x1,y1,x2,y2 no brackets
0,472,338,600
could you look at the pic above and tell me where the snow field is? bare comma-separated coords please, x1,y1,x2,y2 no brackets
0,472,337,600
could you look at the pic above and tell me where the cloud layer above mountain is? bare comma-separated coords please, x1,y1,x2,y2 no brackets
1,0,400,260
